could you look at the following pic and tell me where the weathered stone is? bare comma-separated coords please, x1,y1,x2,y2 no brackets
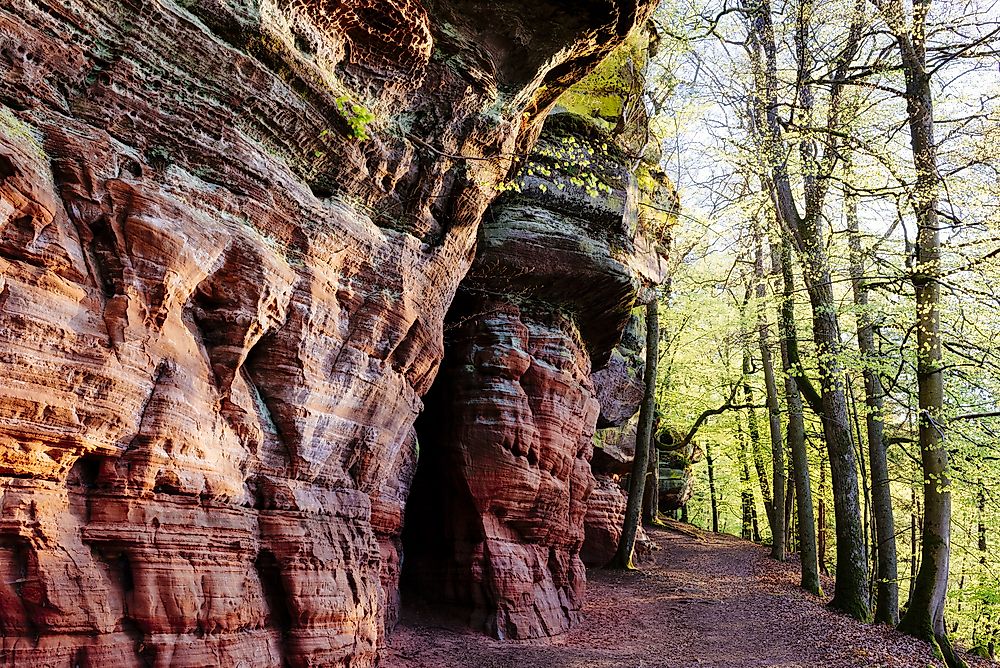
0,0,655,664
406,299,597,639
581,472,656,567
406,111,665,638
592,310,646,428
656,430,703,512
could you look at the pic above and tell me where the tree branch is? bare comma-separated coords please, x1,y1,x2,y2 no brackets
678,384,766,448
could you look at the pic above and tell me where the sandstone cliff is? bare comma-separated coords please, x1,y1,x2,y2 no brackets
404,111,668,639
0,1,656,665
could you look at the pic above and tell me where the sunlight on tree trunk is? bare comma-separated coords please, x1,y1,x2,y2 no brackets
884,0,964,660
846,160,899,625
755,233,785,561
776,235,821,593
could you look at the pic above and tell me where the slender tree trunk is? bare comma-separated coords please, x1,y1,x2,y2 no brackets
610,296,659,569
978,484,987,559
776,237,821,594
743,348,774,534
819,457,831,577
646,228,673,527
909,487,920,602
847,176,899,624
953,567,966,634
643,449,659,526
785,462,795,550
706,441,720,533
643,409,661,527
737,414,760,541
751,492,761,542
847,381,872,566
644,409,661,526
799,243,870,619
755,235,786,560
886,1,962,662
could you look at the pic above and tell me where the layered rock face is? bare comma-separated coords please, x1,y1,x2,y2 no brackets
405,113,666,639
584,420,702,566
655,430,703,512
583,312,647,567
0,1,655,665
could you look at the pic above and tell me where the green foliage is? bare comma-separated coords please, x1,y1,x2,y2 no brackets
335,95,375,140
495,118,620,201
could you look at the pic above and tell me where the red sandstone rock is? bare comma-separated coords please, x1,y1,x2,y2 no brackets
406,113,666,639
581,474,630,566
407,301,598,639
0,0,655,665
581,471,656,568
591,311,646,428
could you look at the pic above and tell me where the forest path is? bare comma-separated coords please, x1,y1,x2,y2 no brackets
385,524,964,668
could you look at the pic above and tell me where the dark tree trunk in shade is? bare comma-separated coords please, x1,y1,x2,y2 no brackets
979,485,988,559
818,459,831,577
643,420,660,526
707,441,720,533
737,413,761,542
610,296,659,569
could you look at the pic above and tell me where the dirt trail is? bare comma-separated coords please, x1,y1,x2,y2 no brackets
386,525,986,668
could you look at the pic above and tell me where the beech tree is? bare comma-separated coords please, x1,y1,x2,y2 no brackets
878,0,961,660
745,0,871,619
754,233,786,561
845,153,899,624
642,0,1000,654
776,234,821,593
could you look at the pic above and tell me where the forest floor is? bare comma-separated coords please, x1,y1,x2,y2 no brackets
385,523,991,668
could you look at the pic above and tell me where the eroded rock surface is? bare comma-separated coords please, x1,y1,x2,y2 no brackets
656,430,703,512
591,311,646,429
406,112,666,638
0,0,654,664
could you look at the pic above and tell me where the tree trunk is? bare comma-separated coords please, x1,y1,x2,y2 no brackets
706,441,720,533
643,429,660,526
847,381,872,566
610,296,659,569
978,483,987,559
742,348,774,533
776,236,821,594
785,462,795,550
847,175,899,624
798,233,870,619
737,412,762,542
819,457,831,577
748,0,870,619
909,487,920,601
887,0,962,662
755,235,786,560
